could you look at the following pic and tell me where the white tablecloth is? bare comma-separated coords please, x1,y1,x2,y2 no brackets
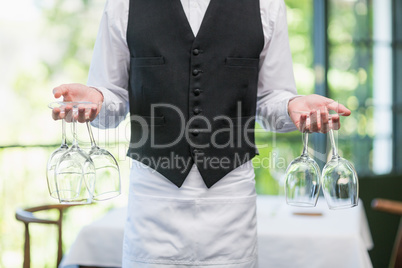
60,196,373,268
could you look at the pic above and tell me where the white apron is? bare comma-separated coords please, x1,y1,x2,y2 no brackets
122,161,258,267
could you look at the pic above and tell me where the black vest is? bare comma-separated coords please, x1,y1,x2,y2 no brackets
126,0,264,188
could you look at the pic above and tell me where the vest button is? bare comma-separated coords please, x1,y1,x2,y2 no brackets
193,88,201,96
192,69,200,76
193,49,200,55
193,108,202,115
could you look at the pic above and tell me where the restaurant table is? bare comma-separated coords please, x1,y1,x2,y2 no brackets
60,196,373,268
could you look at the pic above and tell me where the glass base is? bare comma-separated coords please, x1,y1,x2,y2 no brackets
93,191,121,202
59,199,92,205
58,190,92,204
286,201,317,207
328,203,358,210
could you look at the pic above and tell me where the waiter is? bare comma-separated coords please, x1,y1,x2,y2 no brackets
52,0,351,267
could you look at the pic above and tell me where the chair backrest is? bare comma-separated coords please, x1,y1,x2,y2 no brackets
371,199,402,268
15,204,80,268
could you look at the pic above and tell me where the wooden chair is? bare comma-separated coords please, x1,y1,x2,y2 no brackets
15,204,80,268
372,198,402,268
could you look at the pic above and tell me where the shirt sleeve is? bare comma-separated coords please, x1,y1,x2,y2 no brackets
88,0,131,129
256,0,300,133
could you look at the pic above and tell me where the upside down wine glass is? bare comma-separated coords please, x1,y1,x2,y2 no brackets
285,124,321,207
54,102,96,204
86,121,121,201
46,111,69,199
321,116,359,209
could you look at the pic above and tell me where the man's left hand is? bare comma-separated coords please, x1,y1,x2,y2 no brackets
288,94,351,133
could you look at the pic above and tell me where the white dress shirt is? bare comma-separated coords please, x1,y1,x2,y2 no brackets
88,0,298,266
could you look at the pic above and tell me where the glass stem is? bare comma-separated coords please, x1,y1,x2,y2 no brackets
61,119,67,147
86,122,97,148
72,108,78,147
329,129,338,157
302,131,309,156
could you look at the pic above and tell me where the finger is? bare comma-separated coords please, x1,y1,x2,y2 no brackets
331,114,341,130
326,101,351,116
88,107,98,121
299,114,308,132
52,107,61,120
77,107,86,123
64,105,73,123
53,84,75,102
321,107,329,133
310,110,320,133
57,107,66,120
53,86,68,99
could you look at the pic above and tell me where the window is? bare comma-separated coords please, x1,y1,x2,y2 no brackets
393,0,402,173
328,0,394,176
254,0,401,194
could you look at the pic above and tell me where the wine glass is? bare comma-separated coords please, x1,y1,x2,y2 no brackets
321,116,359,209
86,122,121,201
46,103,69,199
285,116,321,207
54,102,96,204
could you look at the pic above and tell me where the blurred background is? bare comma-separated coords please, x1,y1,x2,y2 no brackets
0,0,401,267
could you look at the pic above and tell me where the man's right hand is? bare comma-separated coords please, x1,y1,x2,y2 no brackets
52,83,104,123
